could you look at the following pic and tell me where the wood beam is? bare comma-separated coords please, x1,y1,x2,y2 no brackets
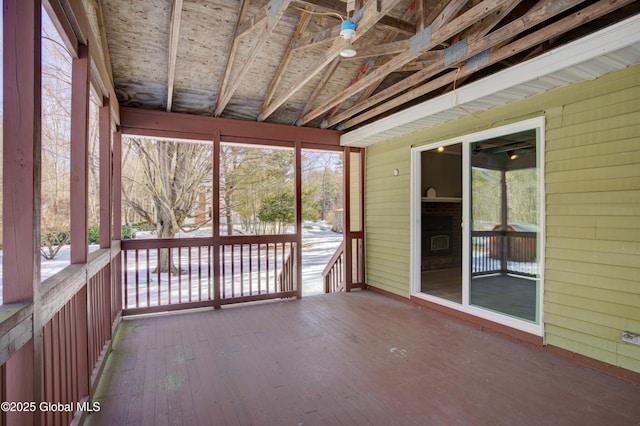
351,39,409,58
236,1,270,39
113,130,123,240
296,0,415,34
295,138,303,298
321,59,375,126
260,11,313,116
301,0,518,125
415,0,427,31
215,0,293,117
292,23,340,51
295,57,342,125
99,98,112,248
259,0,405,122
340,0,630,129
2,1,41,422
71,43,90,265
57,0,120,124
430,0,468,33
352,5,416,109
215,1,251,117
120,107,342,146
166,0,184,112
328,0,581,127
464,0,522,40
343,146,352,291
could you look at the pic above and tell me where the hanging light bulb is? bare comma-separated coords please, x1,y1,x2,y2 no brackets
339,19,357,58
508,150,518,160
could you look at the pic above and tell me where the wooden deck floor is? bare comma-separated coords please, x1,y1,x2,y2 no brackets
86,291,640,426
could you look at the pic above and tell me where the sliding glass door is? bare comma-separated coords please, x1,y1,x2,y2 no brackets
469,129,541,323
413,119,544,334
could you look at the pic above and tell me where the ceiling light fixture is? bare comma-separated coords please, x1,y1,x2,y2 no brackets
508,150,518,160
339,19,357,57
437,146,445,153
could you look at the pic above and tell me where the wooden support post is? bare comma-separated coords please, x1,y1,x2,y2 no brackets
343,146,353,292
359,149,366,285
295,139,303,298
212,131,222,308
500,170,508,274
70,44,90,265
99,98,113,248
2,0,42,423
112,130,122,240
70,43,91,400
112,129,123,316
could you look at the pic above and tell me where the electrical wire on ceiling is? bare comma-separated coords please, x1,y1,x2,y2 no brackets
291,5,345,21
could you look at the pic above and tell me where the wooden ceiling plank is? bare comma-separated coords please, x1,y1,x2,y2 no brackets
94,0,114,85
302,0,514,125
166,0,183,112
321,59,375,125
341,0,632,129
215,1,252,117
292,24,341,51
216,0,293,117
259,10,313,115
353,4,417,106
216,22,270,116
236,2,271,39
259,0,405,122
295,56,342,124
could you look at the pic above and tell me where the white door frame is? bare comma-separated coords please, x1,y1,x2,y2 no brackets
410,117,546,336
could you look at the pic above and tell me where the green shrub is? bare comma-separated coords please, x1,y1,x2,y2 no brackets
122,225,137,240
88,224,101,245
41,227,70,260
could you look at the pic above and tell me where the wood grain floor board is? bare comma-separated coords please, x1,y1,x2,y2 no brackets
87,291,640,425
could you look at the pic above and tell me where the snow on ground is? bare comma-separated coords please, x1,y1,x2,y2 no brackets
0,222,343,305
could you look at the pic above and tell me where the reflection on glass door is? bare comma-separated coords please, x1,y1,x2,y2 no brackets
420,143,463,303
469,130,540,323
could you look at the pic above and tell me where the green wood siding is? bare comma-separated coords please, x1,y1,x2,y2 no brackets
364,64,640,372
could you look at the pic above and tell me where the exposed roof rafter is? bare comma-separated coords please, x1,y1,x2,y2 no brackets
166,0,183,112
302,0,518,125
258,0,406,122
340,0,636,129
215,0,293,117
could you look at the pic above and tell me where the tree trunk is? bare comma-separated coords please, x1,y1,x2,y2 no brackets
153,219,180,274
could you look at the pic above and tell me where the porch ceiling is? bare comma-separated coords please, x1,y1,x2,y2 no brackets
96,0,639,131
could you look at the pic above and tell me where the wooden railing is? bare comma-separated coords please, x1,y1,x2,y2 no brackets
472,231,538,277
322,234,365,293
121,235,298,315
323,241,345,293
0,246,121,425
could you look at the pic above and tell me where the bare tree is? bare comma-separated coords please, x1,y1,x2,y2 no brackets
40,17,73,259
122,137,213,273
